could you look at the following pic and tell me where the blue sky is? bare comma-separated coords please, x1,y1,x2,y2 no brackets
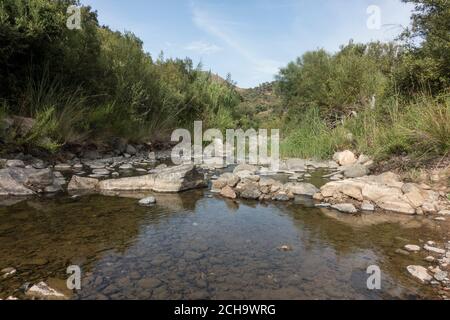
82,0,415,88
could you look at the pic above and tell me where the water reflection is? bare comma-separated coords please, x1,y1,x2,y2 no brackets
0,191,443,300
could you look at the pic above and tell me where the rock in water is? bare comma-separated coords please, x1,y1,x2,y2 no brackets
68,176,100,192
26,282,67,300
284,182,319,197
152,165,206,193
220,186,237,199
424,244,446,255
407,266,432,283
331,203,358,214
404,245,421,252
0,169,34,196
139,197,156,206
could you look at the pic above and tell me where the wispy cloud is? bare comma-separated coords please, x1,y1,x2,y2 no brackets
191,5,281,76
185,41,223,54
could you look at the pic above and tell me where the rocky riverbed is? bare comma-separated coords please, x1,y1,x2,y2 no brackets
0,149,449,300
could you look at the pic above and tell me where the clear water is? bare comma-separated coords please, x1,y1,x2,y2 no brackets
0,188,447,300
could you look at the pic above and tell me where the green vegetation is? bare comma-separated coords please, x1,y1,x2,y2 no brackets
0,0,240,153
0,0,448,165
275,0,449,161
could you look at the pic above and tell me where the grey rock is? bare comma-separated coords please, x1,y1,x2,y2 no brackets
284,182,319,197
139,197,156,206
344,164,369,178
331,203,358,214
407,266,432,283
6,160,25,168
405,245,421,252
126,144,137,155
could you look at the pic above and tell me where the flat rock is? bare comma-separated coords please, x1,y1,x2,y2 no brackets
138,197,156,206
284,182,319,197
424,245,446,255
6,160,25,168
26,282,67,300
344,164,369,178
331,203,358,214
67,176,100,192
407,266,433,283
405,245,421,252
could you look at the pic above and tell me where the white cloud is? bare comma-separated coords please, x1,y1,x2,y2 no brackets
191,6,282,76
185,41,223,54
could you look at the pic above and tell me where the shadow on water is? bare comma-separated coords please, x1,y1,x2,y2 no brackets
0,189,445,300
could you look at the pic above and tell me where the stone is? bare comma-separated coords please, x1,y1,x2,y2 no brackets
99,174,154,191
407,266,433,283
361,201,375,211
278,245,293,252
92,169,110,176
211,179,227,193
331,203,358,214
152,165,206,193
333,150,357,166
435,271,448,282
218,173,240,188
425,256,435,262
235,170,257,180
405,245,421,252
220,186,237,199
285,159,306,172
54,164,72,171
238,182,261,200
273,192,290,202
1,267,16,278
284,182,319,197
26,282,67,300
119,164,134,170
395,249,410,256
0,169,34,196
126,144,137,155
233,164,258,175
139,197,156,206
376,195,416,215
6,160,25,168
83,150,100,160
424,245,446,255
137,278,162,289
343,164,369,178
438,210,450,216
341,184,364,201
362,184,403,202
67,176,99,192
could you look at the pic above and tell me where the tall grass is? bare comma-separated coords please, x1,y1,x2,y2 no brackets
281,95,450,161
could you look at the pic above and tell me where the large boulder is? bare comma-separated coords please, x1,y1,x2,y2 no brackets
98,165,206,193
99,175,155,191
0,167,56,195
343,164,369,178
68,176,100,192
236,181,261,200
333,150,357,166
0,169,34,196
284,182,319,197
152,165,206,193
